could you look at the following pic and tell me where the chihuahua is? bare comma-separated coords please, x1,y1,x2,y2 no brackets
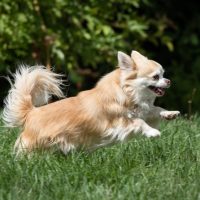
3,51,180,154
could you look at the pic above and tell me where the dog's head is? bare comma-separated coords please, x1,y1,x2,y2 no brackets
118,51,171,98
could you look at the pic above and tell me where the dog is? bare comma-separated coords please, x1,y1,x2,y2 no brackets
2,50,180,155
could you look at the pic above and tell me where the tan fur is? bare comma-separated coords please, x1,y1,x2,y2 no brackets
18,69,131,152
3,51,180,155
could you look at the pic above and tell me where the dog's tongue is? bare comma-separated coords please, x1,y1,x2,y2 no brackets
149,86,165,96
157,87,165,96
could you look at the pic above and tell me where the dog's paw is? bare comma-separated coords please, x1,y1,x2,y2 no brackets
144,128,161,138
160,111,180,120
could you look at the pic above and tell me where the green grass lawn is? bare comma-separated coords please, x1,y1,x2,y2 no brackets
0,117,200,200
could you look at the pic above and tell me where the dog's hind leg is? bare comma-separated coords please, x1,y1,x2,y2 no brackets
14,131,37,155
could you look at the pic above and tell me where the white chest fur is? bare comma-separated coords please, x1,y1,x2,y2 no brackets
127,101,155,121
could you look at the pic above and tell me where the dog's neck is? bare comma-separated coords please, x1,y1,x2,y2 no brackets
134,90,156,106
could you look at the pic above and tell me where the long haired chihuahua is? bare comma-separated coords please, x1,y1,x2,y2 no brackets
3,51,180,154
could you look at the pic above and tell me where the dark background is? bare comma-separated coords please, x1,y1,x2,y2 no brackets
0,0,199,115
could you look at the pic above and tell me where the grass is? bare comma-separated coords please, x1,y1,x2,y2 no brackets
0,117,200,200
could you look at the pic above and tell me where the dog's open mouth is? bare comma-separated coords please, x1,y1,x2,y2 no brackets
148,86,165,96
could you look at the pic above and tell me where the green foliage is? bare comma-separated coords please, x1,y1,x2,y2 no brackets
0,117,200,199
0,0,199,112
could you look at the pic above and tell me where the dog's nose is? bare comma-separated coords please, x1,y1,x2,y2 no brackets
165,79,171,85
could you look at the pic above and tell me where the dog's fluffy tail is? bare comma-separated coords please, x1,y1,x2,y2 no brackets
2,65,64,127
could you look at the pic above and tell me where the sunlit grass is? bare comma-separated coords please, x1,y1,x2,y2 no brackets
0,117,200,200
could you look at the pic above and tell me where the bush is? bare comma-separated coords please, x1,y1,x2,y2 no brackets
0,0,199,113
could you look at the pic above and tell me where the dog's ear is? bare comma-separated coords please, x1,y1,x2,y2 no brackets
118,51,134,71
131,51,148,69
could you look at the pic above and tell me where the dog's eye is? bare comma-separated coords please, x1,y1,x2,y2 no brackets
153,75,159,80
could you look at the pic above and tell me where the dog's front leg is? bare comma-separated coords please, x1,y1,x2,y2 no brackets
153,107,180,120
105,118,160,144
132,118,161,137
160,110,180,120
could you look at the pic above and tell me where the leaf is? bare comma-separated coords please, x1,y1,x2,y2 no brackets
53,48,65,61
102,25,112,36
